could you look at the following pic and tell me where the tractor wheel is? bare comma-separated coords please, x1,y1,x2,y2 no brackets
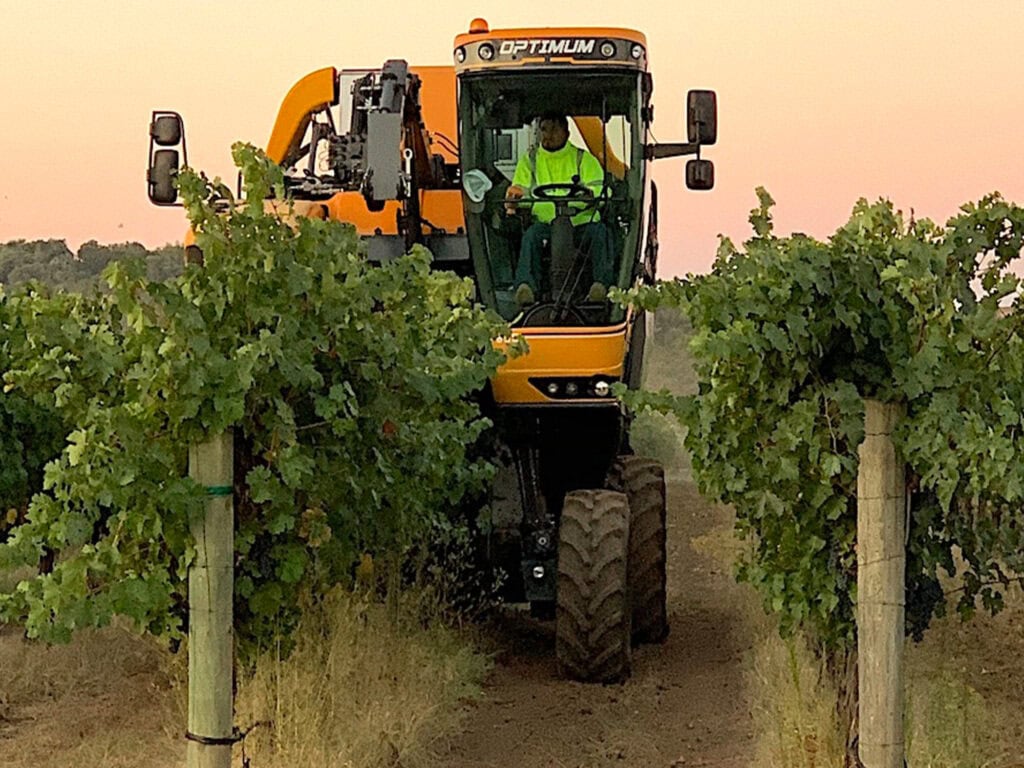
556,489,632,683
609,456,668,644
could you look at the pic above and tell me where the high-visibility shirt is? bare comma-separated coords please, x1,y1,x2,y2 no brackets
512,142,605,226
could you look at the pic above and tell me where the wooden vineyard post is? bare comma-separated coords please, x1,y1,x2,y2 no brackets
857,401,905,768
187,431,235,768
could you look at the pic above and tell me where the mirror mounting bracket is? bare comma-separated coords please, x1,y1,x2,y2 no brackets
645,142,700,161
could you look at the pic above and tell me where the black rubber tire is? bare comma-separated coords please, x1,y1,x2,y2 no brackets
609,456,668,644
556,489,632,683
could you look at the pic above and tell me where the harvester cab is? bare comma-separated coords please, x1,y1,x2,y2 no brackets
146,18,716,683
455,28,713,327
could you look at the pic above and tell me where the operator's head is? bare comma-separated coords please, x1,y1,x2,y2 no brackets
538,112,570,152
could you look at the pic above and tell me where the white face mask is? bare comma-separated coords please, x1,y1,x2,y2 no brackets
462,169,493,203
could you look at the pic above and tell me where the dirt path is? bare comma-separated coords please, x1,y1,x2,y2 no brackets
443,479,756,768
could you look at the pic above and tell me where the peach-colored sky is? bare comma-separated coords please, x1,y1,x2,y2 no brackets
1,0,1022,276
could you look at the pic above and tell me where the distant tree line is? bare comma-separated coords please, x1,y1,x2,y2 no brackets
0,239,183,292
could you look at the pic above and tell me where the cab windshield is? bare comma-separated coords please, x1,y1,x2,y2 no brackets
458,70,644,325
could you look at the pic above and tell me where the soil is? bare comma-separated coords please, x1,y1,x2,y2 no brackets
442,479,756,768
0,623,182,768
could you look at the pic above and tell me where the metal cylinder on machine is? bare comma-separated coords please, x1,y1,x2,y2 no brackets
549,212,574,297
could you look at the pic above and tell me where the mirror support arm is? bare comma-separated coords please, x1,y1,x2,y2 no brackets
645,142,701,161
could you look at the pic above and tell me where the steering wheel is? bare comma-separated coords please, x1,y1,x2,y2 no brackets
504,181,602,219
519,300,588,327
530,182,600,215
531,181,593,201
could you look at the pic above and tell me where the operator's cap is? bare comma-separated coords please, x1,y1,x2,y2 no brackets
463,169,493,204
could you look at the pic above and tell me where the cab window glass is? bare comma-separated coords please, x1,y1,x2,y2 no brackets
458,71,644,326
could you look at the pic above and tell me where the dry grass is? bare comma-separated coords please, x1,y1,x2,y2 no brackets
0,584,488,768
744,625,1024,768
692,516,1024,768
235,587,489,768
905,588,1024,768
0,622,183,768
747,633,848,768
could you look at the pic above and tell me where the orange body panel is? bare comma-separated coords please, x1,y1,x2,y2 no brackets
323,189,463,236
493,324,629,404
324,195,400,234
412,67,459,164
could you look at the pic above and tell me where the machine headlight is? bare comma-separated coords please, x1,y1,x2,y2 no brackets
478,43,495,61
631,44,644,60
600,41,616,58
529,376,619,399
455,47,466,63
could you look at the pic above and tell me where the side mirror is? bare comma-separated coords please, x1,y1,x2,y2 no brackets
149,149,180,204
147,110,187,205
150,114,182,146
686,159,714,191
687,90,717,146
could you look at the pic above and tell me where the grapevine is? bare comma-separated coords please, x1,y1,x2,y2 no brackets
624,188,1024,655
0,144,508,652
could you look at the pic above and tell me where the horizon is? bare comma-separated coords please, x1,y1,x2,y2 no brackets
2,1,1022,277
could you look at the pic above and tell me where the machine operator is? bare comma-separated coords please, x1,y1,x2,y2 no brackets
504,113,614,306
